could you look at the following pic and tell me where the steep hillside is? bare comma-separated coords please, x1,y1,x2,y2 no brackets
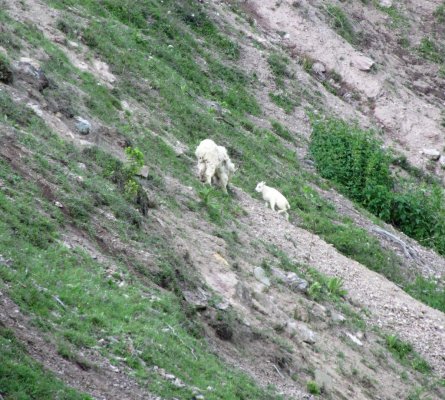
0,0,444,399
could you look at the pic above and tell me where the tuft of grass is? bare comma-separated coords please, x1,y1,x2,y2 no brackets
434,2,445,23
269,92,299,114
325,5,359,45
306,380,321,395
418,37,444,63
268,53,291,87
271,120,294,141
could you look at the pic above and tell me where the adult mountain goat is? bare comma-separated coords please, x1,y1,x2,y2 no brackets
255,181,290,220
195,139,236,193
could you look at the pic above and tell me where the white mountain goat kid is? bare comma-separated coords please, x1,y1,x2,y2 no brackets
255,181,290,220
195,139,236,193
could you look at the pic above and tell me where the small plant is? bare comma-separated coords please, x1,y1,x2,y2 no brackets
0,52,13,84
326,277,347,298
306,380,321,395
434,2,445,23
308,281,323,300
269,92,299,114
386,335,432,374
268,53,291,87
271,120,294,141
325,5,359,45
418,37,444,63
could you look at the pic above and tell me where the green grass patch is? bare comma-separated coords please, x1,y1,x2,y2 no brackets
418,37,444,63
386,335,432,374
325,5,360,45
0,327,91,399
434,2,445,23
269,92,299,113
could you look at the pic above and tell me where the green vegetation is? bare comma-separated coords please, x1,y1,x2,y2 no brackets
386,335,432,374
325,5,359,45
418,37,444,63
1,0,444,396
268,52,292,88
306,380,321,395
375,2,406,28
269,92,299,113
309,115,445,312
0,327,91,399
434,2,445,23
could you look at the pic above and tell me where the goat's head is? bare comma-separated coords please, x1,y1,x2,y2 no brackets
255,181,265,192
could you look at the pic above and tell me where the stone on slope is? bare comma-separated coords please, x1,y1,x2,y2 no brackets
421,148,441,161
74,116,91,135
351,54,375,72
13,58,49,91
254,267,271,287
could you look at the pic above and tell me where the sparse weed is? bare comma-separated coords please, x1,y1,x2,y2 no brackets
306,380,321,395
386,335,432,374
325,5,359,45
418,37,444,63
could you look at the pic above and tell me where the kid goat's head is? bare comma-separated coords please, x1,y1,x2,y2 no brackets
255,181,265,192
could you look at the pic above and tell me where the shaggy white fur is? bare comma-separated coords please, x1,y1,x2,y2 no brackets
195,139,236,193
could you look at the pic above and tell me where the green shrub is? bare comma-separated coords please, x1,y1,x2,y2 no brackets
309,116,445,258
306,380,321,395
309,116,393,219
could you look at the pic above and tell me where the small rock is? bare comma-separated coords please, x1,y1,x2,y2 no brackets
27,103,43,117
13,58,49,91
421,148,441,161
379,0,393,7
345,332,363,346
312,62,326,75
136,165,149,178
297,322,317,344
0,255,13,267
77,162,87,170
286,272,308,293
254,267,271,287
215,301,230,311
109,365,120,373
331,312,346,323
172,378,186,388
271,267,286,281
54,201,63,208
351,55,375,72
68,41,80,49
74,116,91,135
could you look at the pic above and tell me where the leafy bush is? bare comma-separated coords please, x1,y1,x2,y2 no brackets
309,116,393,219
306,380,321,395
309,116,445,258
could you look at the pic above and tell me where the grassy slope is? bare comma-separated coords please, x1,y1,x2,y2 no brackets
0,0,444,398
